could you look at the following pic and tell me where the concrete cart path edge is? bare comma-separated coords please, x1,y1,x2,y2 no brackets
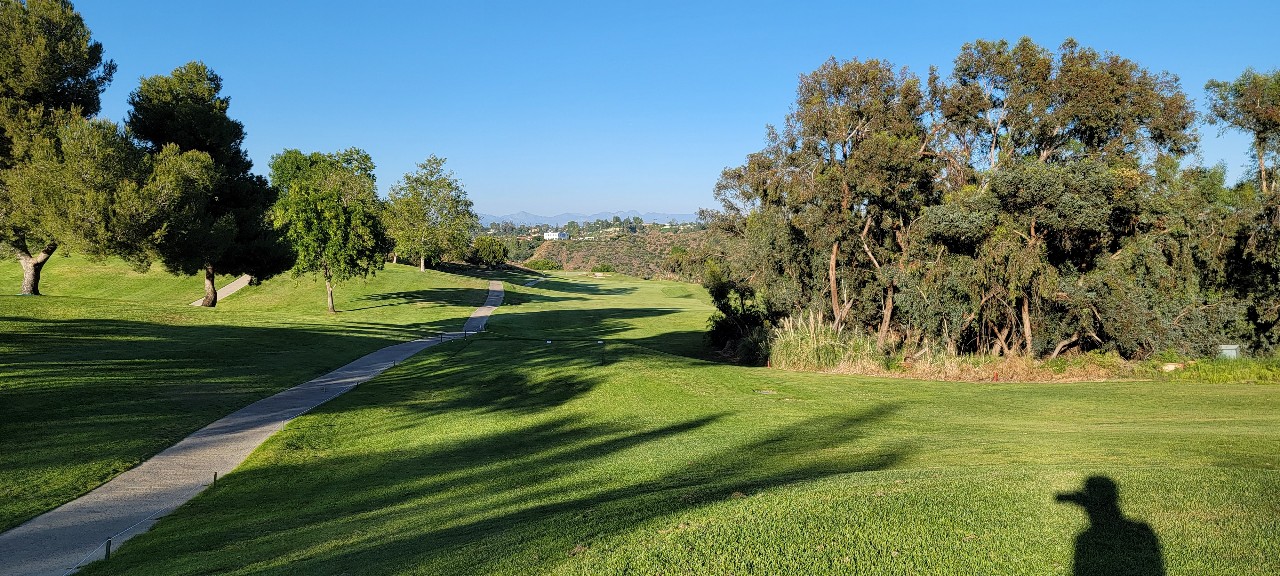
0,280,505,576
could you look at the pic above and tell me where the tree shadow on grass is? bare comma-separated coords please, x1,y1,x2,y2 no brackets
485,306,691,343
345,287,495,312
0,311,479,533
80,356,905,576
530,278,637,296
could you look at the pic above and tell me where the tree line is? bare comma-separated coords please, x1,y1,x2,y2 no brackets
703,37,1280,361
0,0,499,311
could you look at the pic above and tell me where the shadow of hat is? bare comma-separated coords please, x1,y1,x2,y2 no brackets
1065,476,1119,507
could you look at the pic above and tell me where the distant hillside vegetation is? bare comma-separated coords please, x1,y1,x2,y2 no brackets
528,230,708,279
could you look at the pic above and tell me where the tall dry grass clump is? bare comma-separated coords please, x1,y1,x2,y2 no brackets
769,311,879,372
768,313,1142,382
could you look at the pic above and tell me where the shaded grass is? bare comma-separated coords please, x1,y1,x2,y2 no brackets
0,255,490,531
75,274,1280,575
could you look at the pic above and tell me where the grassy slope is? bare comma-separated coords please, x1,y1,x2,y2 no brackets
2,252,238,303
528,231,707,279
0,255,490,531
77,273,1278,575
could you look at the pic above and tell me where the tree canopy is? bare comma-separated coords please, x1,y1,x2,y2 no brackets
270,148,391,313
707,37,1272,361
0,0,115,294
384,156,478,270
1206,68,1280,197
468,235,507,267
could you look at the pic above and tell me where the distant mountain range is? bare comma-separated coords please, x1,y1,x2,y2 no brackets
478,210,699,227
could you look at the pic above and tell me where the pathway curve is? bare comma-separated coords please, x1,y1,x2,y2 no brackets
0,280,505,576
189,274,253,307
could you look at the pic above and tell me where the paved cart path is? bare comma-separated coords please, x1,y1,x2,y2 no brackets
188,274,252,306
0,280,505,576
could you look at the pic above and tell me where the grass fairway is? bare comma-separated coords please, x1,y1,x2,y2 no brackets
0,254,491,532
73,274,1279,575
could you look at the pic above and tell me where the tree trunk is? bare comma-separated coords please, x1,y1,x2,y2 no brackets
324,266,336,313
419,256,426,272
199,263,218,307
1022,296,1033,357
1048,333,1079,360
876,284,894,350
829,242,841,326
992,325,1011,356
391,252,398,264
17,243,57,296
1254,141,1271,197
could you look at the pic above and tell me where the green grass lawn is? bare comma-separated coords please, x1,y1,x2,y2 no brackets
0,255,494,532
69,273,1279,575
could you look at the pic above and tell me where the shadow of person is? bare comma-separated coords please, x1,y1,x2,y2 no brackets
1057,476,1166,576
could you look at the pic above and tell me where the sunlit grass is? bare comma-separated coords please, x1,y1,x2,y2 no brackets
72,273,1280,575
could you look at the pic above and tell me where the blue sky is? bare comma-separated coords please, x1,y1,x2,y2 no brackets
78,1,1276,216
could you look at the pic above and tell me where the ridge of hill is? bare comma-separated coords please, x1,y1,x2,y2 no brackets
528,230,708,279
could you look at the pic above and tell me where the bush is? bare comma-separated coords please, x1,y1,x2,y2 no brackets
525,258,561,270
591,263,615,273
468,236,508,267
703,259,770,363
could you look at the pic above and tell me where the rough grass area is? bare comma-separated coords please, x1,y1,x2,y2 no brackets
0,255,492,531
769,313,1280,384
76,273,1279,575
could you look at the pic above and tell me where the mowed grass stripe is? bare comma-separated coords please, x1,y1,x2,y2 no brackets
72,273,1280,575
0,254,493,531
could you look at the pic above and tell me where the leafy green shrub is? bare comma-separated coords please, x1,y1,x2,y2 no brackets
702,259,770,363
467,236,508,267
525,258,561,270
591,263,615,273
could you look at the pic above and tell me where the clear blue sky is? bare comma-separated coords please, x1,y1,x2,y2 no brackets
78,1,1276,216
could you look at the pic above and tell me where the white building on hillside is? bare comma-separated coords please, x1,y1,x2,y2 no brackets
543,231,569,240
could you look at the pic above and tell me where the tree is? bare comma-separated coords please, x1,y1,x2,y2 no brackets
714,57,935,348
0,0,115,294
709,38,1211,361
383,156,478,270
1204,70,1280,349
468,235,507,267
1206,69,1280,197
3,116,217,271
919,38,1196,357
270,148,391,313
125,61,284,306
